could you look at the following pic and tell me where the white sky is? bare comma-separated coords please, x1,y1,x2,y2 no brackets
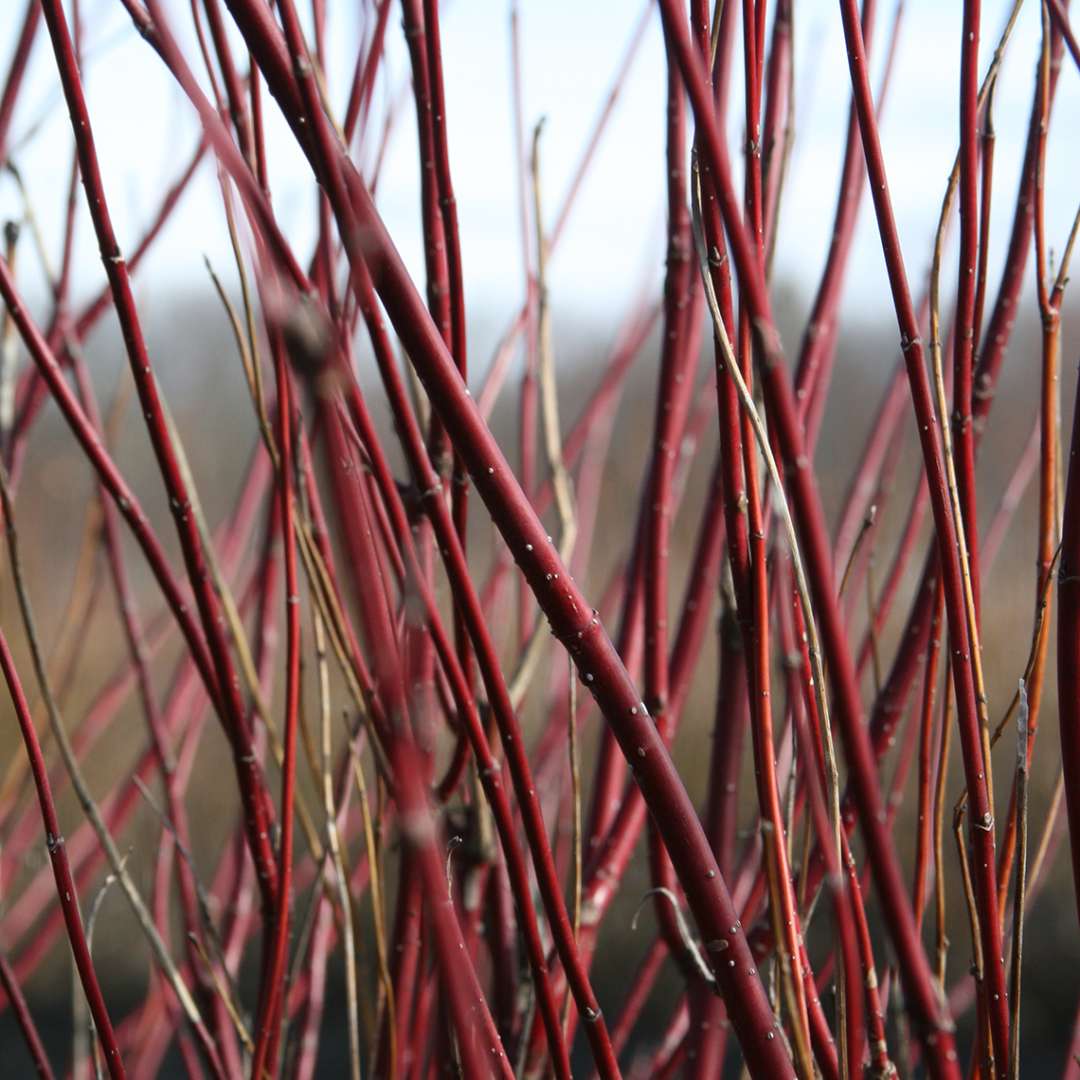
1,1,1077,353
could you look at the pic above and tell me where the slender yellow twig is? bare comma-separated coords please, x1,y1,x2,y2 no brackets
1007,681,1030,1080
508,120,578,710
314,607,365,1080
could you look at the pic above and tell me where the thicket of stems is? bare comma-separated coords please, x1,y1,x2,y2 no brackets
0,2,1076,1078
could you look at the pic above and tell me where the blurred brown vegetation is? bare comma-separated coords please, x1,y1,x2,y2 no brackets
2,283,1078,1074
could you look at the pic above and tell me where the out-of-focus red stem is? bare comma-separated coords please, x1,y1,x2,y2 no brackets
248,333,301,1075
0,950,54,1079
0,1,40,164
1047,0,1080,70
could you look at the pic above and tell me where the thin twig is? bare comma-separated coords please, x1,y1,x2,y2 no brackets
1008,681,1030,1080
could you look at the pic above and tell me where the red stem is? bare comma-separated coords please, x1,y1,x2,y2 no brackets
0,631,125,1078
0,949,54,1079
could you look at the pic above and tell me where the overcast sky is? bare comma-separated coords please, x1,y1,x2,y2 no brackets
1,1,1077,355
